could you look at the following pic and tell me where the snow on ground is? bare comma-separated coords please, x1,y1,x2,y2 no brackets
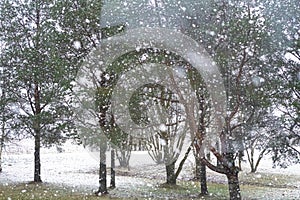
1,140,300,198
0,140,162,192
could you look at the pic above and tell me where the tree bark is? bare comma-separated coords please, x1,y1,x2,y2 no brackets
97,139,108,195
0,135,4,173
201,150,242,200
34,132,42,182
194,156,201,180
200,161,208,195
0,117,5,173
138,140,142,151
166,161,176,185
224,152,241,200
33,82,42,183
227,172,241,200
195,153,208,195
110,149,115,189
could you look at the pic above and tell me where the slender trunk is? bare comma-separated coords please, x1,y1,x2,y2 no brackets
194,156,201,180
138,140,142,151
166,161,176,185
200,161,208,195
246,147,266,173
110,149,115,189
238,151,244,171
117,149,131,169
246,148,254,172
34,132,42,182
165,146,190,185
227,172,241,200
33,82,42,183
175,144,192,180
250,147,255,172
97,139,108,195
0,116,5,173
253,149,266,172
117,142,132,170
0,135,4,173
195,146,208,195
238,157,242,171
0,69,5,173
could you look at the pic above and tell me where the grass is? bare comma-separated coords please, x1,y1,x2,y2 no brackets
0,182,115,200
238,172,300,200
239,171,300,188
106,177,230,199
1,172,299,200
0,181,229,200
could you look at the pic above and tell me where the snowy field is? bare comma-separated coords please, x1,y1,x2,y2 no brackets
0,140,162,191
1,140,300,199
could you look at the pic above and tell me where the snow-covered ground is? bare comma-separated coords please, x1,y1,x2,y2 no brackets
0,140,161,191
1,140,300,199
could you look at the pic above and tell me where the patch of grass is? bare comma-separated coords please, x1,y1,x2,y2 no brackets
240,183,300,200
239,172,300,189
0,183,117,200
122,181,230,200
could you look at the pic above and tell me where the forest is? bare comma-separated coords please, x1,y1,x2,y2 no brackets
0,1,299,200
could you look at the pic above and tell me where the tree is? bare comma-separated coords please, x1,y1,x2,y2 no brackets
0,52,17,173
183,1,273,199
244,115,277,173
0,0,96,182
115,135,132,169
267,47,300,168
243,0,300,171
74,20,126,194
140,83,190,185
122,49,199,186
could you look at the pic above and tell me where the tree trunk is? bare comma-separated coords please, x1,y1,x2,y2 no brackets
0,116,5,173
34,133,42,182
116,149,131,169
97,139,108,195
226,172,241,200
238,157,242,171
238,151,243,171
200,161,208,195
194,150,208,195
194,156,201,180
224,151,241,200
166,161,176,185
0,135,4,173
110,149,115,189
33,82,42,183
246,147,266,173
201,148,242,200
253,149,266,173
138,140,142,151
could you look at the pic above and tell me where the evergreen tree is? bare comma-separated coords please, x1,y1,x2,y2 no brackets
0,51,17,172
0,0,102,182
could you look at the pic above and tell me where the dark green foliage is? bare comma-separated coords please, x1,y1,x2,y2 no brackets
0,0,104,181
